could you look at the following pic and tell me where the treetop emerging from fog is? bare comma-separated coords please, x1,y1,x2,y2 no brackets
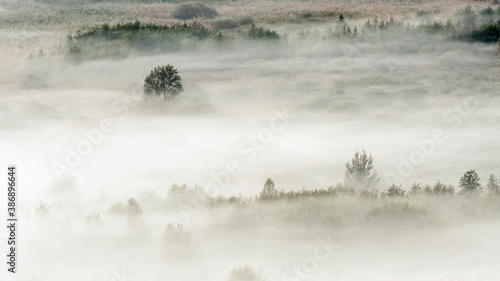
344,150,380,190
144,64,183,102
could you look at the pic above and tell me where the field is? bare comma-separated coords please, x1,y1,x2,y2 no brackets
0,0,499,280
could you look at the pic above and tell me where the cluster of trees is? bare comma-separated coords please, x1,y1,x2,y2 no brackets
66,21,281,60
257,151,499,201
315,7,500,43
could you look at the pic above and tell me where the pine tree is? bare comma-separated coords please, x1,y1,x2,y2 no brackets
260,178,278,200
459,169,481,194
486,174,500,194
344,150,380,190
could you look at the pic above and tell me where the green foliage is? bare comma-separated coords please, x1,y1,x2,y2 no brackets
171,2,218,20
385,184,406,198
212,18,253,30
480,6,495,16
468,21,500,42
459,169,482,194
246,24,280,40
144,64,184,101
67,21,214,59
358,189,379,199
430,181,455,195
227,265,265,281
409,182,423,196
344,150,380,190
66,21,281,60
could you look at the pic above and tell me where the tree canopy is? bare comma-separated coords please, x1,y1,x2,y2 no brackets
144,64,183,101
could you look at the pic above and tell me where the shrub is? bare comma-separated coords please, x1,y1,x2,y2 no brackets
409,182,423,196
469,21,500,42
238,17,254,26
227,265,265,281
480,6,495,16
431,181,455,195
213,19,239,30
171,2,218,20
385,184,406,198
246,24,280,40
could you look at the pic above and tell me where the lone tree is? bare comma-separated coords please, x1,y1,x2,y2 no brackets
486,174,499,195
144,65,183,102
260,178,278,200
459,169,481,194
344,150,380,190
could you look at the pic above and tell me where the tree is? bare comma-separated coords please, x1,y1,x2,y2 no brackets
487,174,500,194
344,150,380,190
144,65,183,102
227,265,265,281
459,5,477,28
409,182,423,196
126,198,143,216
385,184,406,198
459,169,481,194
35,201,50,218
260,178,278,200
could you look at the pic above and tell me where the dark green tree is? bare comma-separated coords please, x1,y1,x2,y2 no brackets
459,169,481,194
344,150,380,190
144,65,183,102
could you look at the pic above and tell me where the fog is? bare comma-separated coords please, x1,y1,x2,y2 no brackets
0,16,499,281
